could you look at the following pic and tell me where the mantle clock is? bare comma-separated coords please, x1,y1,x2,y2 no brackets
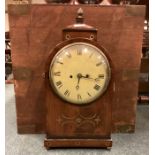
44,8,113,149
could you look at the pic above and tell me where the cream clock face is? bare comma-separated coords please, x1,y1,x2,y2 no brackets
49,42,111,105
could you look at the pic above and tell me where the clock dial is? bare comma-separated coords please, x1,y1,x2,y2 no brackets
49,42,111,104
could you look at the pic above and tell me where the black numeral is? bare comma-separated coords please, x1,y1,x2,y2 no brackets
77,49,82,55
64,90,70,96
87,92,91,97
94,84,100,91
57,61,63,65
77,94,82,100
56,81,63,88
98,74,104,79
66,52,71,58
89,53,93,58
53,71,61,76
96,62,102,66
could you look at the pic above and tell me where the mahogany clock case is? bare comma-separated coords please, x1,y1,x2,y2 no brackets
8,4,145,134
45,38,113,148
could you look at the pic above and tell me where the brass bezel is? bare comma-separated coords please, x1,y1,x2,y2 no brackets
49,40,111,105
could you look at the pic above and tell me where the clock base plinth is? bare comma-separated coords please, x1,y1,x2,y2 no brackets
44,138,112,149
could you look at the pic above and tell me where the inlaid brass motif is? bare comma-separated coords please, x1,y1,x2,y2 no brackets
57,113,101,128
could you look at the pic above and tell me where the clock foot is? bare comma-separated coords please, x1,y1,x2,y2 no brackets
107,147,112,150
44,138,112,149
45,146,51,150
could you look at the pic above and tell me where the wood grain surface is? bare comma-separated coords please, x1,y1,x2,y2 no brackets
8,4,145,133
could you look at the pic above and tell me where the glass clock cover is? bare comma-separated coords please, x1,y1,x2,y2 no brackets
49,42,111,104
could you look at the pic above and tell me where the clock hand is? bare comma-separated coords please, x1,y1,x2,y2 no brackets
81,76,95,80
76,73,82,90
75,73,101,90
76,78,80,90
80,74,104,82
80,74,98,82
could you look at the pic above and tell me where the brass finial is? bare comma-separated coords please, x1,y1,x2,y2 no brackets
76,8,84,24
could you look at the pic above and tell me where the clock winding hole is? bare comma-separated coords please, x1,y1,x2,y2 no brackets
69,75,73,78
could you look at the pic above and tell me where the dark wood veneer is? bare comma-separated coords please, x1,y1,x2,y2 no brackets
44,11,113,147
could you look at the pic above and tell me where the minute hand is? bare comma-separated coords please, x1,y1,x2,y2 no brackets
81,76,98,81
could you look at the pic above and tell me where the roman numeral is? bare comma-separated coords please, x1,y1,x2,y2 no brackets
96,62,102,66
66,52,71,58
57,61,63,65
77,94,82,100
77,49,82,55
53,71,61,76
98,74,104,79
64,90,70,96
56,81,63,88
94,84,101,91
87,92,91,97
89,53,93,58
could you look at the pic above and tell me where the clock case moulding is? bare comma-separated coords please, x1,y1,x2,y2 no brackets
44,8,113,148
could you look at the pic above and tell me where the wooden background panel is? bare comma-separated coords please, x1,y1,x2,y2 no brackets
15,78,46,133
8,4,145,133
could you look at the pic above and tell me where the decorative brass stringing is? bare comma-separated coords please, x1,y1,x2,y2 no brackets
57,113,101,128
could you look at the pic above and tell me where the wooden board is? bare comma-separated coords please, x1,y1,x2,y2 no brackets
139,58,149,93
8,4,145,133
